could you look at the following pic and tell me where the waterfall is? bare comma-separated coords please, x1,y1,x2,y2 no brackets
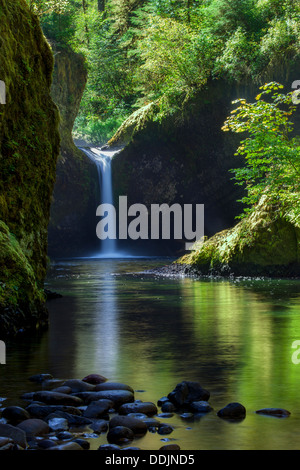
80,147,118,257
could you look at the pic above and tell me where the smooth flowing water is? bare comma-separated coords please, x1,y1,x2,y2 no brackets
80,147,118,257
1,258,300,450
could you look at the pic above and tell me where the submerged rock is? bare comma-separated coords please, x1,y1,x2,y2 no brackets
107,426,134,445
109,416,148,436
1,406,30,425
217,403,246,419
255,408,291,418
168,381,210,407
118,401,157,416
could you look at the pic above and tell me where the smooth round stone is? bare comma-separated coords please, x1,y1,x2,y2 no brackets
142,418,161,429
82,374,107,385
119,401,157,416
37,439,58,449
51,386,72,395
157,424,174,435
63,379,96,393
95,382,134,393
73,438,90,449
127,413,148,420
217,403,246,419
83,399,113,419
89,420,108,434
255,408,291,418
190,401,213,413
26,404,83,420
17,419,50,438
2,406,30,424
33,391,83,407
109,415,148,435
107,426,134,445
157,413,174,419
157,397,169,407
48,442,83,450
0,423,27,448
76,390,134,408
160,444,181,450
161,402,177,413
29,374,53,383
180,413,194,420
122,447,140,450
56,431,74,440
98,444,121,450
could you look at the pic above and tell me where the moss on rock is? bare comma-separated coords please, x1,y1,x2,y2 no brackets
0,0,60,335
178,196,300,277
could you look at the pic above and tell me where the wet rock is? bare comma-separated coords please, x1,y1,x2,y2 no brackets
17,418,50,438
95,382,134,393
46,410,92,427
161,402,177,412
51,386,72,395
56,431,74,440
255,408,291,418
160,444,181,450
0,437,13,448
217,403,246,419
122,446,141,450
127,413,148,420
0,443,16,451
33,391,83,407
168,381,210,407
142,418,161,429
37,439,57,449
157,424,174,435
98,444,121,450
107,426,134,445
189,401,213,413
73,438,90,449
21,392,35,401
26,404,82,419
157,413,174,419
63,379,96,393
89,420,108,434
109,415,148,436
119,401,157,416
179,413,194,420
2,406,30,425
43,379,64,389
157,397,169,407
29,374,53,383
83,399,113,419
48,417,69,432
48,442,83,450
82,374,107,385
75,390,134,408
0,423,27,448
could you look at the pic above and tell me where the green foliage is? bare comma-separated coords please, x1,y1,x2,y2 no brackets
222,82,300,220
33,0,300,142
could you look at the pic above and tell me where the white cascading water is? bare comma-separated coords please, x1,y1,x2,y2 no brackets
80,147,118,257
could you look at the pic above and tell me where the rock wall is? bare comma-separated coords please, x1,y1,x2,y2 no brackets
48,44,99,258
0,0,60,335
109,69,299,256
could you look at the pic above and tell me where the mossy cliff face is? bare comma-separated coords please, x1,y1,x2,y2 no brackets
110,80,247,254
0,0,60,335
178,197,300,277
48,44,99,257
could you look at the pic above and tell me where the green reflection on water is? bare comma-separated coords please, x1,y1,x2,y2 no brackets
2,259,300,449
